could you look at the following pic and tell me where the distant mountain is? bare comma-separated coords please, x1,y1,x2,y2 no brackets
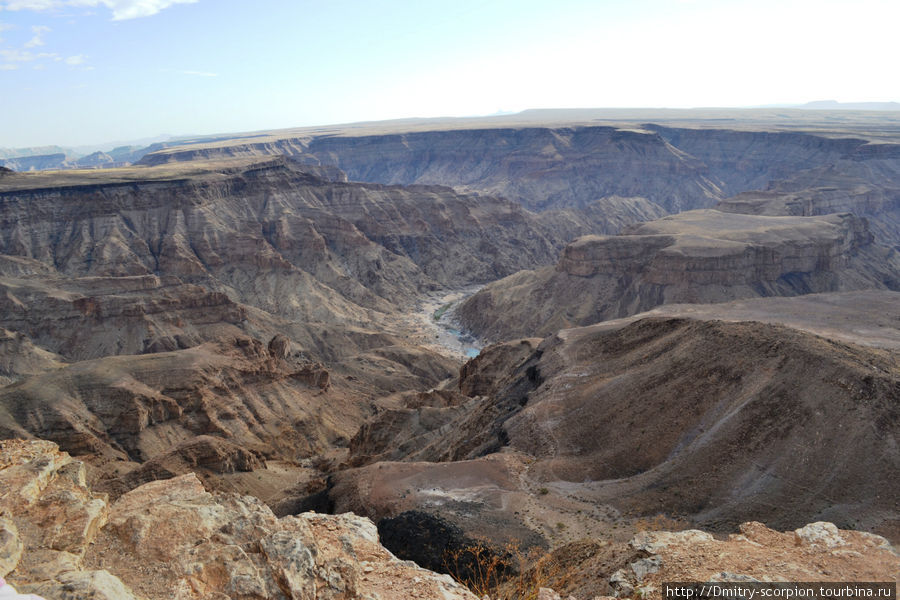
800,100,900,110
0,136,185,171
0,146,69,160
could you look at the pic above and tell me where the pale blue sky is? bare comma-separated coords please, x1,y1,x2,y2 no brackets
1,0,897,148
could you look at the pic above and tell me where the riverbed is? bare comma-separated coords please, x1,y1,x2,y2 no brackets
410,285,484,360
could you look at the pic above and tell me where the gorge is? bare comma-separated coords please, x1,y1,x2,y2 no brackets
1,109,899,599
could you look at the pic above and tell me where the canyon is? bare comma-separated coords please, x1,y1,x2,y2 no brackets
1,110,899,598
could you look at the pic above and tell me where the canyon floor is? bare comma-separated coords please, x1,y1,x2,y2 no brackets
1,109,899,598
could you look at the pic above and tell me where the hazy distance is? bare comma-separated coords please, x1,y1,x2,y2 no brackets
1,0,898,147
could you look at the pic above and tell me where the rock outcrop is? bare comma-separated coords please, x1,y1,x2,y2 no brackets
602,522,899,600
0,439,478,600
531,521,899,600
458,210,900,341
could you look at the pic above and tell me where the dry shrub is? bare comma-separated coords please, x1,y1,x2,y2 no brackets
632,513,688,532
445,541,576,600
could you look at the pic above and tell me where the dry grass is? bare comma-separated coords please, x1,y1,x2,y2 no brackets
444,541,576,600
633,513,689,532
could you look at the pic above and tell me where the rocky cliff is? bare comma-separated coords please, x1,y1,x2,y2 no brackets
137,120,900,224
0,156,577,374
0,158,575,301
1,158,562,493
717,153,900,246
0,439,478,600
646,125,866,195
0,336,353,465
457,210,900,341
137,126,724,212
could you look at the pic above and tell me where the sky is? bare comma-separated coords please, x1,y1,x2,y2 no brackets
0,0,898,148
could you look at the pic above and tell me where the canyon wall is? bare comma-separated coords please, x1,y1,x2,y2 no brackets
458,210,900,341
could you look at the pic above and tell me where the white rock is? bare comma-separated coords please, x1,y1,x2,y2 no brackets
793,522,846,548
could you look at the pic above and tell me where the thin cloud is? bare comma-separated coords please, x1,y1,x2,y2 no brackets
1,47,57,71
23,24,50,47
1,0,59,9
0,48,57,61
0,21,13,43
0,0,198,20
63,53,83,64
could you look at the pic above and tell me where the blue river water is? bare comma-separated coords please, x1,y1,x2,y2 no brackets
420,286,484,360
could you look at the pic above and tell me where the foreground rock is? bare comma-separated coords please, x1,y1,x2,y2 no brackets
533,521,899,600
4,440,897,600
0,439,477,600
608,522,898,599
458,210,900,341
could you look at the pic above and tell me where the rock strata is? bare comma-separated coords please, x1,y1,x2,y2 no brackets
458,210,900,341
0,336,361,468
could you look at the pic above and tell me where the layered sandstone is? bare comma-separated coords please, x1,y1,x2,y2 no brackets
458,210,900,341
137,119,899,218
0,334,388,468
0,157,568,321
717,157,900,245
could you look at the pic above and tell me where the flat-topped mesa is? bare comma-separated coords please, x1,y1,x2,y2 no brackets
458,209,899,341
558,211,873,286
558,234,675,277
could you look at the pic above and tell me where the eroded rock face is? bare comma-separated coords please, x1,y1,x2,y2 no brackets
329,315,900,548
0,275,246,362
139,123,891,218
716,150,900,246
0,439,122,594
1,440,478,600
0,157,565,308
458,210,900,341
492,318,900,535
0,336,358,468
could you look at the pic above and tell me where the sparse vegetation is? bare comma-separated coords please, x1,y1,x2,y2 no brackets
432,302,453,321
444,542,575,600
633,513,689,532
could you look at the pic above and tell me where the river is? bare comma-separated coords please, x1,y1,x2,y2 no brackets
412,285,484,360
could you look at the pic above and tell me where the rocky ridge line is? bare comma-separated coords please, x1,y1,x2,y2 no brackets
0,439,478,600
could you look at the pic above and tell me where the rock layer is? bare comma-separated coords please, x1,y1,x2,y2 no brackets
458,210,900,341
